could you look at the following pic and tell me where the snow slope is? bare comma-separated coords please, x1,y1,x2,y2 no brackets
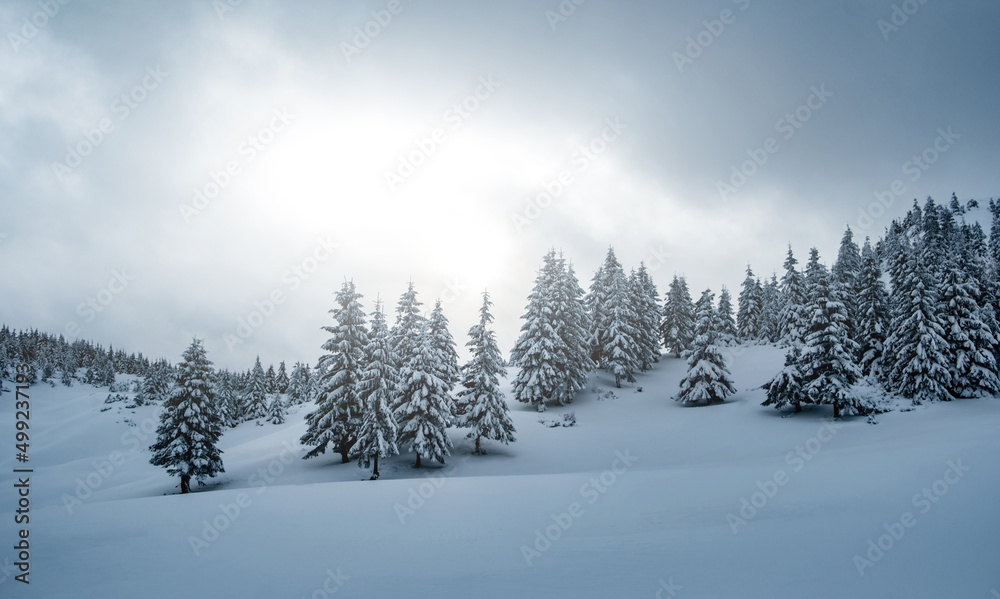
2,346,999,598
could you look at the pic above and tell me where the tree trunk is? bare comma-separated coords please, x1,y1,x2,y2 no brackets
180,474,191,494
834,400,841,420
371,454,379,480
794,401,801,413
414,453,422,468
475,435,481,455
340,448,350,464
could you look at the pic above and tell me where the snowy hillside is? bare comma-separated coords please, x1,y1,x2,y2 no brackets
3,346,999,598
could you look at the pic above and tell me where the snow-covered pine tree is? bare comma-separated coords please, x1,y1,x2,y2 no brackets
857,238,889,380
882,220,954,403
395,321,454,468
675,288,737,405
286,362,310,405
510,253,563,411
716,285,738,346
243,356,269,421
737,266,763,343
762,344,807,412
301,281,369,462
214,371,241,427
265,364,277,394
599,265,642,388
550,257,594,405
390,281,426,374
455,291,516,455
938,235,1000,399
149,339,224,494
275,361,289,394
831,226,863,345
759,275,781,343
778,246,809,346
661,275,696,358
135,359,172,406
628,263,662,371
797,258,869,418
426,299,461,390
266,393,286,424
586,247,623,366
350,300,399,479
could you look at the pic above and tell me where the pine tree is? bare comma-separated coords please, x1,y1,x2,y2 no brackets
265,364,277,394
762,345,807,412
831,226,863,345
737,265,763,343
675,289,737,405
716,285,738,346
266,393,286,424
456,291,516,455
628,263,662,370
243,357,269,420
586,247,623,366
390,281,426,374
135,359,172,406
778,246,809,346
301,281,369,462
510,253,564,411
857,238,889,380
661,275,696,357
275,361,290,394
759,275,781,343
287,362,310,405
149,339,224,494
550,257,594,405
883,224,954,403
395,323,454,468
350,301,399,479
426,300,461,390
214,372,241,427
599,265,642,388
797,261,870,418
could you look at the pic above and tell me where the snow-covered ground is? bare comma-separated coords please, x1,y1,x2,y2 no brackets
2,346,999,598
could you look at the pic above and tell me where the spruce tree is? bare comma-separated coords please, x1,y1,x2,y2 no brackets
716,285,738,346
586,247,623,366
395,323,454,468
286,362,310,405
661,275,696,357
675,289,737,405
831,226,863,344
737,265,763,343
762,345,807,412
510,253,564,411
797,261,869,418
276,361,290,394
857,238,889,380
350,300,399,479
301,281,369,462
939,248,1000,398
628,263,662,371
427,300,461,390
550,257,594,405
265,364,277,394
599,266,642,388
455,291,516,454
243,357,269,421
266,393,286,425
759,275,781,343
149,339,224,494
390,281,426,374
778,246,809,346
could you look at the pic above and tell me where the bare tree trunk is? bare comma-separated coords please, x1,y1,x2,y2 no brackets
180,474,191,494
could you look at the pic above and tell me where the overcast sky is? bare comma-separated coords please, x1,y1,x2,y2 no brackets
1,0,998,370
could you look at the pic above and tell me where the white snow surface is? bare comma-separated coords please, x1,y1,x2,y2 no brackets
2,346,999,598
